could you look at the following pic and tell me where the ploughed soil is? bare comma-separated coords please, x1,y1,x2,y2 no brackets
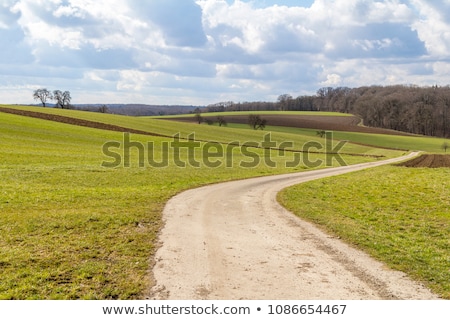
396,154,450,168
173,114,414,136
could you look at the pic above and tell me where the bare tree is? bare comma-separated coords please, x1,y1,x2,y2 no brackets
248,114,267,130
53,90,71,109
277,94,293,111
217,116,227,127
98,105,109,113
316,130,326,138
33,88,52,107
194,109,203,124
442,142,449,153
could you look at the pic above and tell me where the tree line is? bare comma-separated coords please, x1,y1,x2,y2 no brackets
203,85,450,138
33,88,72,109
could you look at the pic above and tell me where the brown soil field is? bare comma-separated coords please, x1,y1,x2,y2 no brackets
174,114,414,136
396,154,450,168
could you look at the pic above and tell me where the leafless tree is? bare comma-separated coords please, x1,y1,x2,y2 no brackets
53,90,71,109
442,142,449,153
33,88,52,107
194,110,203,124
277,94,293,111
98,105,109,113
217,116,227,127
248,114,267,130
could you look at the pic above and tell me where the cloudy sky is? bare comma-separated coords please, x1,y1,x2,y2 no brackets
1,0,450,105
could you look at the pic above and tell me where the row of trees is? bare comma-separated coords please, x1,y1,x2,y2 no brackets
204,85,450,138
314,85,449,138
33,88,72,109
194,107,268,130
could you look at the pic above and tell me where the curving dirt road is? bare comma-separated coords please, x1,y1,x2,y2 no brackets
150,152,439,300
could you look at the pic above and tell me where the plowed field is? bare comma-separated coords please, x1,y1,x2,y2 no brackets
397,154,450,168
173,114,413,136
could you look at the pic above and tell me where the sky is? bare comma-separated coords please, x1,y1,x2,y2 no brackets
1,0,450,106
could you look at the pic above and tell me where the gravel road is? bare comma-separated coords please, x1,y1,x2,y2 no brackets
150,152,439,300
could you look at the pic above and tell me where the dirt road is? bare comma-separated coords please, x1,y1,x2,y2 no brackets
150,152,439,299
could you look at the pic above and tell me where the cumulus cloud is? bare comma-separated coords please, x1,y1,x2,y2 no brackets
410,0,450,57
1,0,449,105
127,0,207,47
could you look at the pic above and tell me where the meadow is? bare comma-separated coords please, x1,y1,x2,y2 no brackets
0,107,396,299
0,106,447,299
278,166,450,299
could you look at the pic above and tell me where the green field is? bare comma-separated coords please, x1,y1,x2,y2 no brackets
0,107,390,299
0,106,448,299
278,166,450,299
218,123,448,154
0,106,405,158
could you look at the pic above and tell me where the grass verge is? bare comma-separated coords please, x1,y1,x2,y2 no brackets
278,165,450,299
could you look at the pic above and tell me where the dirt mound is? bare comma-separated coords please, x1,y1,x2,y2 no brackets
173,114,413,136
397,154,450,168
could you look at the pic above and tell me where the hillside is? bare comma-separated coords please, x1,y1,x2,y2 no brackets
168,113,414,136
0,105,448,299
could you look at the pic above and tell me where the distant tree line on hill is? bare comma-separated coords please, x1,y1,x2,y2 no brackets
203,85,450,138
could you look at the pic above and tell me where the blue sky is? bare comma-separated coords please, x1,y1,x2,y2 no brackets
1,0,449,105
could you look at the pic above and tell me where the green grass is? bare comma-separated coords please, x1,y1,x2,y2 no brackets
0,105,403,158
1,106,446,299
223,123,448,154
0,110,382,299
278,166,450,299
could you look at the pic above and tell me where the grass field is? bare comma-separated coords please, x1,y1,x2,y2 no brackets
278,166,450,299
0,105,405,158
0,108,388,299
221,123,448,154
0,105,448,299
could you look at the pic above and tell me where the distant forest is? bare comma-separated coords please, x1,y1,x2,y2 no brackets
204,85,450,138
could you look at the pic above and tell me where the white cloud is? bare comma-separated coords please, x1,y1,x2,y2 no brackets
321,73,342,86
117,70,148,91
1,0,450,105
410,0,450,57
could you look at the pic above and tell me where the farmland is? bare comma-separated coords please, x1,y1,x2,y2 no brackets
165,112,414,136
0,105,448,299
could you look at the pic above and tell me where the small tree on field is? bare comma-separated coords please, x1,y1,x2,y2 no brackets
442,141,449,153
316,130,326,138
194,109,203,124
33,88,52,107
217,116,227,127
98,105,109,113
248,114,267,130
53,90,71,109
